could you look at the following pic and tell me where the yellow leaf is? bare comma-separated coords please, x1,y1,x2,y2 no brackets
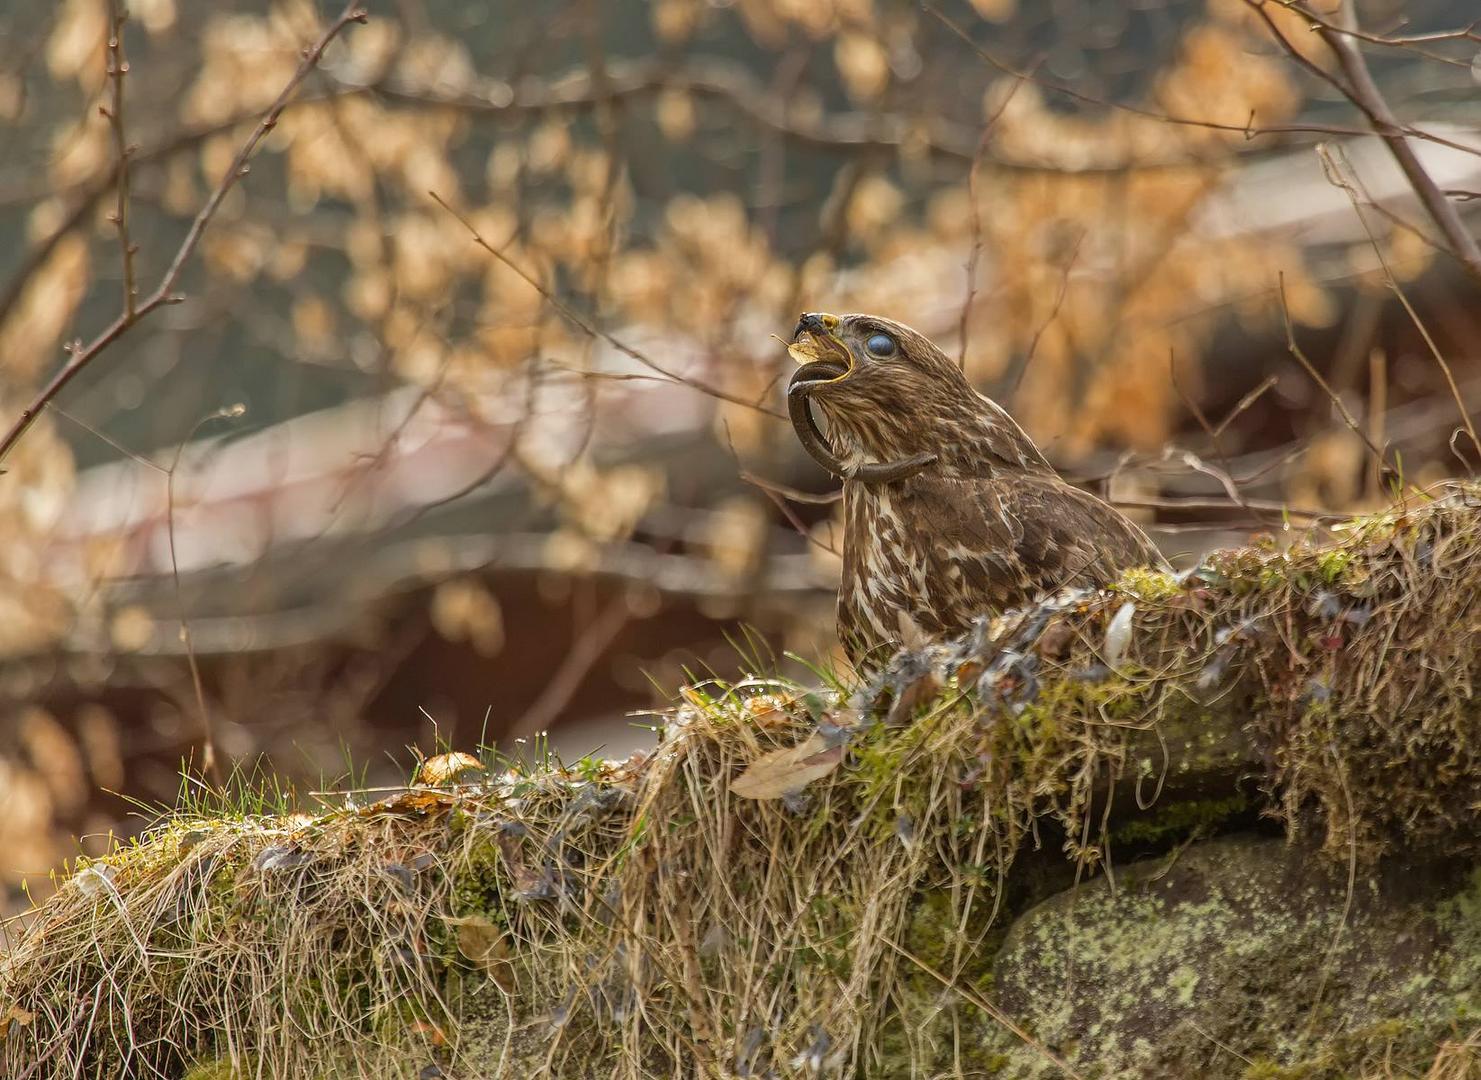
446,914,515,989
656,88,696,142
415,752,485,787
46,0,106,86
0,1003,35,1038
968,0,1017,22
834,33,889,103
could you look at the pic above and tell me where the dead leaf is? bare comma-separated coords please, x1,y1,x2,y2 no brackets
446,913,515,990
416,752,485,787
367,789,455,816
887,668,941,726
1104,601,1136,670
1036,619,1075,660
731,733,844,800
1,1004,35,1038
407,1019,447,1046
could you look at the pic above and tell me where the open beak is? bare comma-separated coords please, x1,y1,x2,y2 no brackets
787,312,852,396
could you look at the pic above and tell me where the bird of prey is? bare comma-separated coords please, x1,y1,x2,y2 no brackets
787,311,1165,668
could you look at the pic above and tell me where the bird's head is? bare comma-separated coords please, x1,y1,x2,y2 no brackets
789,312,965,390
787,311,1050,480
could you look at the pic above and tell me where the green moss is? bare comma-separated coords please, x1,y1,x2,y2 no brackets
1237,1018,1425,1080
1112,795,1251,846
1113,566,1185,602
449,835,504,916
182,1059,240,1080
1314,548,1354,585
1436,866,1481,1015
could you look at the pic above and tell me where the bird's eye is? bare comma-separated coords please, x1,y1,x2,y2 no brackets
864,333,897,358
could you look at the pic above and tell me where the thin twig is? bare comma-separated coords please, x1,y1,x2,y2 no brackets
721,422,842,558
1109,494,1332,520
1240,1,1357,100
0,1,368,469
102,0,137,319
1299,1,1481,283
1211,375,1278,441
429,191,782,419
166,404,247,785
1005,229,1084,400
957,70,1032,369
1316,144,1481,466
1367,348,1387,500
1302,746,1359,1039
365,57,1249,180
1277,272,1389,469
1188,1021,1256,1067
52,406,166,473
883,938,1086,1080
737,470,842,506
1168,351,1275,525
1279,4,1477,67
506,591,633,740
924,2,1481,161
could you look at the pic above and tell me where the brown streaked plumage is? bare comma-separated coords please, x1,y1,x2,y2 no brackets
788,312,1166,668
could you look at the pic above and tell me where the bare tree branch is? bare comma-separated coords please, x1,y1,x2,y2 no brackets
1316,144,1481,465
364,51,1396,176
101,0,137,319
1277,272,1390,470
929,1,1481,162
1254,0,1481,284
1283,8,1478,68
429,191,784,419
0,1,369,470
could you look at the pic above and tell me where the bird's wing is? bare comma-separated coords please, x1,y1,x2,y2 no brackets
899,471,1165,604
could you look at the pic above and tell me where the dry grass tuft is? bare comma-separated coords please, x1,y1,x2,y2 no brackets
1421,1029,1481,1080
3,483,1479,1078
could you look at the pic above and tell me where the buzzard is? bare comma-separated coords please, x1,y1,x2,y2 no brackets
787,312,1165,668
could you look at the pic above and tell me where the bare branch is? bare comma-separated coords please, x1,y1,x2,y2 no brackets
1108,494,1332,521
1278,0,1481,284
1280,8,1478,68
0,1,369,470
1003,229,1084,402
737,471,842,506
928,2,1481,162
506,592,633,740
1211,375,1278,441
1169,350,1276,526
958,69,1033,369
1367,347,1387,501
1277,272,1390,470
368,58,1240,179
1316,144,1481,465
429,191,783,419
102,0,137,319
166,404,247,784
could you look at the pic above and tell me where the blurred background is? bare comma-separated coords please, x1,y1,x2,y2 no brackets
0,0,1478,914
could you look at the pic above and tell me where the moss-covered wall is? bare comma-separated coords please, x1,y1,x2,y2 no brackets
4,486,1480,1079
